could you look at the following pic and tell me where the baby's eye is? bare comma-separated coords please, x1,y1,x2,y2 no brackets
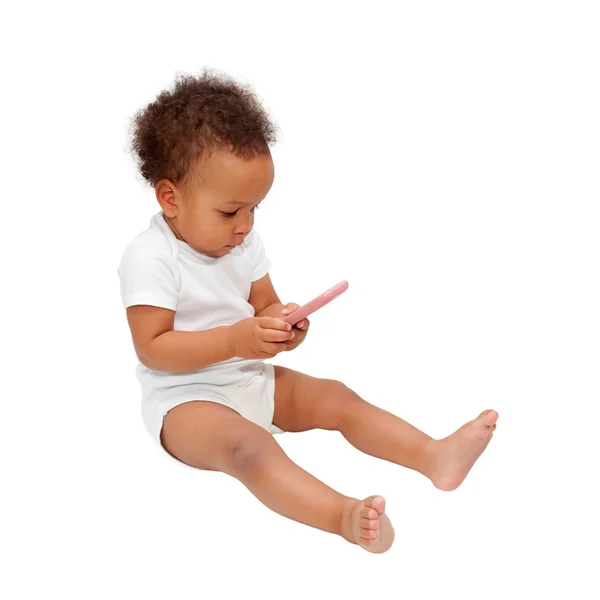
220,204,260,217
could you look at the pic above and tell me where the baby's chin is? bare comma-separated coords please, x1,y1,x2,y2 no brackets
206,245,233,258
185,241,232,258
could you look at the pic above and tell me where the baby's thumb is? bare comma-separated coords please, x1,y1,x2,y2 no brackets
281,303,298,315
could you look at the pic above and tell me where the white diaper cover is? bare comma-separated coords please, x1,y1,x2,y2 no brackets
140,361,284,467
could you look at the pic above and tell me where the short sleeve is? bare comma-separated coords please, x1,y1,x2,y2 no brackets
245,228,272,282
117,234,179,310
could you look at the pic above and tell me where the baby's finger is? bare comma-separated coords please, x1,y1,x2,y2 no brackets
263,328,296,342
258,317,293,331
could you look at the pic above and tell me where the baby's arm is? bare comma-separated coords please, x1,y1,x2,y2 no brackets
249,274,307,329
126,305,233,373
126,304,293,371
250,273,286,318
255,303,287,318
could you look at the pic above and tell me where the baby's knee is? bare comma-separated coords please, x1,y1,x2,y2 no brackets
230,430,281,474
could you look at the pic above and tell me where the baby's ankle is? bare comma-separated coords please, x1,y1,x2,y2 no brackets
339,498,360,544
416,438,440,480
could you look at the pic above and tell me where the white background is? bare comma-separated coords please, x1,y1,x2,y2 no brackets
2,1,599,598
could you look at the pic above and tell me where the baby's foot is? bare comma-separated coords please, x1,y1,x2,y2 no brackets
426,409,498,491
340,495,395,554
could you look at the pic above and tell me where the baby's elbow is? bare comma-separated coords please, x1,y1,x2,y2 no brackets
137,338,177,372
139,356,154,370
135,344,156,370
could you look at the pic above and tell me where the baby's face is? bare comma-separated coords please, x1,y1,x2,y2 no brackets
157,150,274,258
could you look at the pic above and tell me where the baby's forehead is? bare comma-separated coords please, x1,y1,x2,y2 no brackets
205,148,272,174
194,150,273,196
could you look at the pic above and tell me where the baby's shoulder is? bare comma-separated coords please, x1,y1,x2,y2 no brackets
120,225,175,267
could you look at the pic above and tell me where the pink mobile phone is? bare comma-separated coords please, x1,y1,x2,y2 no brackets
281,280,349,326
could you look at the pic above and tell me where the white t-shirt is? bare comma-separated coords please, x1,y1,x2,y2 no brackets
117,211,272,395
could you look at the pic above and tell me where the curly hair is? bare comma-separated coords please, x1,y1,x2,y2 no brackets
128,68,279,189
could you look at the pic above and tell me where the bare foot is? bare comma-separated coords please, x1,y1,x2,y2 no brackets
340,495,395,554
426,409,498,491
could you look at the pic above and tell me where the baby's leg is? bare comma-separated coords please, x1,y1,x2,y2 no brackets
337,393,497,491
161,400,395,553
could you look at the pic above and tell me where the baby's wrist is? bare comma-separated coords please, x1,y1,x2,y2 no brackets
225,324,237,358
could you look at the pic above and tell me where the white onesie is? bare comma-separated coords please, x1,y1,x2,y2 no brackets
118,211,284,460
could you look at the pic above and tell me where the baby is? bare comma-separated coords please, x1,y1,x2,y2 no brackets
118,69,498,554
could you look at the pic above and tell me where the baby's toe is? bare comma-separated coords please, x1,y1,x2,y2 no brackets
360,526,378,540
360,516,378,530
360,506,378,520
364,495,386,515
479,409,498,426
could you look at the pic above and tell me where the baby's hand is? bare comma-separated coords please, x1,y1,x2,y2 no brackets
280,303,310,351
229,317,294,359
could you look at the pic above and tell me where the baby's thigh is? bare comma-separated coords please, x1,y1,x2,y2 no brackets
160,400,279,475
